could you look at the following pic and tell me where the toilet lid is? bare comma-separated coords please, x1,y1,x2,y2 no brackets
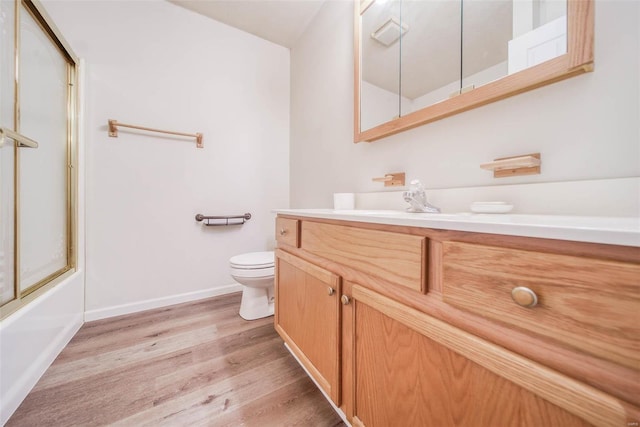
230,251,274,269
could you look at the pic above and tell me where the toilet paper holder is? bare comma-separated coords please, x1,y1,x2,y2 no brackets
195,213,251,226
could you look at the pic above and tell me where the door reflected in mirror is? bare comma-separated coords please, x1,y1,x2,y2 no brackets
462,0,567,90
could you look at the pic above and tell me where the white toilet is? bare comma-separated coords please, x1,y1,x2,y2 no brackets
229,251,275,320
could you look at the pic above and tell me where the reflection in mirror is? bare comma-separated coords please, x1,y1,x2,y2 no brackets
400,0,462,116
355,0,592,143
360,0,402,131
462,0,567,90
508,0,567,73
461,0,512,90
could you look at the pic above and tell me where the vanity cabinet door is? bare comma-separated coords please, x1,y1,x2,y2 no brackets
349,285,621,427
274,249,341,405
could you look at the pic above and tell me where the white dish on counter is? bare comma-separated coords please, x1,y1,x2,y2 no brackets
471,201,514,214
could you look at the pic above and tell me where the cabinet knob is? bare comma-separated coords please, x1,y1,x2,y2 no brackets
511,286,538,308
341,295,350,305
328,287,335,296
279,228,287,236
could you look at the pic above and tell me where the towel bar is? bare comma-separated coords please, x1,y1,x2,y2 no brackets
109,119,203,148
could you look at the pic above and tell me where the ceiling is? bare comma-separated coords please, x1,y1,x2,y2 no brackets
169,0,326,48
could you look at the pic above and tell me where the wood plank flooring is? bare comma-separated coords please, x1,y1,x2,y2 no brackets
8,293,345,426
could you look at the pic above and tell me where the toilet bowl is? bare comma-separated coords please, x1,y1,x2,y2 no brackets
230,251,275,320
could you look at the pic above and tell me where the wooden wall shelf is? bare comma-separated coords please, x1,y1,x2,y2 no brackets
371,172,406,187
481,153,541,178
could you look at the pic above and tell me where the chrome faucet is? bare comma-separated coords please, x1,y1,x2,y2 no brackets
403,180,440,213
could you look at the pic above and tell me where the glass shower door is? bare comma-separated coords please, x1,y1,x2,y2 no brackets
18,2,72,294
0,0,16,305
0,0,76,314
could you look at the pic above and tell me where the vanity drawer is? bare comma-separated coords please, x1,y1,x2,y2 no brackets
301,221,426,292
276,217,300,248
442,241,640,370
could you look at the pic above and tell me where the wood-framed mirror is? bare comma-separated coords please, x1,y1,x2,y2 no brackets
354,0,594,143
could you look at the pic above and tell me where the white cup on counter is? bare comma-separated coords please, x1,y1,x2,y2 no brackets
333,193,355,210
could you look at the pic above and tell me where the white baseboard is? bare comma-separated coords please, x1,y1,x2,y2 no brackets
84,283,243,322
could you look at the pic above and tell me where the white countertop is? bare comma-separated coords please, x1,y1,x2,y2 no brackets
274,209,640,247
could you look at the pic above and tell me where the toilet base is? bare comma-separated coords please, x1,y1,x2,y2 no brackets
239,285,274,320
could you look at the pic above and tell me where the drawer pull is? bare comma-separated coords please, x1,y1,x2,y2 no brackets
328,287,335,296
511,287,538,308
279,228,287,236
341,295,351,305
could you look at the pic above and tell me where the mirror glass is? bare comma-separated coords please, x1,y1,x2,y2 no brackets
462,0,567,90
357,0,573,140
360,0,402,131
400,0,462,116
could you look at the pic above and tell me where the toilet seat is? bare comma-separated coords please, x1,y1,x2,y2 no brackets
229,251,274,270
230,265,274,278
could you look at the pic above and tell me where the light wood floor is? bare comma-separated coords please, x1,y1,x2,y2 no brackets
8,293,345,427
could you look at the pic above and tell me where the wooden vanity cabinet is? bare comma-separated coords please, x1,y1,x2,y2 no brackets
274,215,640,427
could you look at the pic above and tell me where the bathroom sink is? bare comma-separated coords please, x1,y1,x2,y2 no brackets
333,209,406,216
333,210,472,220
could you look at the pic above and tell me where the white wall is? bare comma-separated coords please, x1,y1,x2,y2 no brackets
291,0,639,214
42,0,290,319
